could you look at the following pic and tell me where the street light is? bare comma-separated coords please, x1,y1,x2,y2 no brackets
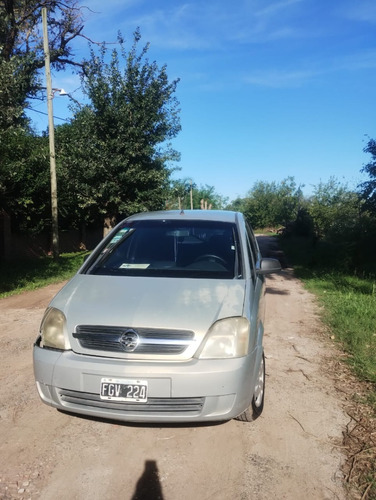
52,87,68,97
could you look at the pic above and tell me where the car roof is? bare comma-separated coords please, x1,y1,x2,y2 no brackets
125,210,242,224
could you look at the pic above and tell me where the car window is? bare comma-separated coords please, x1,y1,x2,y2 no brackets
245,235,257,284
245,223,258,284
86,220,241,279
245,223,260,266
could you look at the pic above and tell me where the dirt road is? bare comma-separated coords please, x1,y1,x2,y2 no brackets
0,236,349,499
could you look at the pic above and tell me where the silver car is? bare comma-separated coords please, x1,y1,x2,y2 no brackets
33,210,281,423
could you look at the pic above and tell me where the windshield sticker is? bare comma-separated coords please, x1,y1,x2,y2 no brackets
119,263,150,269
110,228,130,245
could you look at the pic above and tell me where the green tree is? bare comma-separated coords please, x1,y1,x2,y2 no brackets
243,181,277,227
0,128,50,233
165,180,228,210
193,184,228,210
308,177,359,239
166,178,195,209
227,197,247,213
360,137,376,212
0,57,31,131
0,0,87,238
302,178,366,272
56,30,181,233
0,0,85,124
242,177,303,228
277,177,304,226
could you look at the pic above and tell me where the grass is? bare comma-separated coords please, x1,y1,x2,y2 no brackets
279,235,376,387
0,252,88,298
303,274,376,384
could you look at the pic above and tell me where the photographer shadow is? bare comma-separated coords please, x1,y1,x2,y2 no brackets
131,460,164,500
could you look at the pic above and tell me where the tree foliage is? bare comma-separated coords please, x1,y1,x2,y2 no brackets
309,177,360,240
0,57,31,130
360,137,376,212
284,178,376,275
0,0,86,138
166,178,194,209
236,177,303,228
0,0,87,236
165,179,228,210
56,30,181,231
0,0,85,112
0,128,50,232
194,184,229,210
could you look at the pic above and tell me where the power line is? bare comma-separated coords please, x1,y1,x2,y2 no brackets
27,107,70,122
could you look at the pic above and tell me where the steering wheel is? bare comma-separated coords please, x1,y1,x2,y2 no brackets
194,254,227,266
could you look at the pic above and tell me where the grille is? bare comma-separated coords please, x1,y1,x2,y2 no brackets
58,388,204,414
73,325,195,355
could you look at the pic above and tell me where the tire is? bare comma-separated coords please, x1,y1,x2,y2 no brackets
236,351,265,422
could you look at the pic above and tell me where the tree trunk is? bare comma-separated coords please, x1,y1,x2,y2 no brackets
103,216,116,238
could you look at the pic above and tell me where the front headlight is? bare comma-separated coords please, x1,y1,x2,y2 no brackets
40,307,71,350
196,317,250,359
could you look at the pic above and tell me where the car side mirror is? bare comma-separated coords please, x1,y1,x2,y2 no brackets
256,258,282,275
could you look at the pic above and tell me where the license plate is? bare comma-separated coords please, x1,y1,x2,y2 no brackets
100,378,148,402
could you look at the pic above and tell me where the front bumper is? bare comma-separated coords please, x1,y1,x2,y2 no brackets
33,338,261,423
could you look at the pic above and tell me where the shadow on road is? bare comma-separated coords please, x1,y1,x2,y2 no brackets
131,460,164,500
265,286,290,295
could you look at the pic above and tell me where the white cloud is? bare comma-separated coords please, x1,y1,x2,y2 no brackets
93,0,307,51
244,68,317,88
254,0,304,19
339,0,376,23
243,48,376,89
333,50,376,72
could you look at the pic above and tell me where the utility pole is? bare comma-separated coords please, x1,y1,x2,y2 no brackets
42,7,59,259
190,180,193,210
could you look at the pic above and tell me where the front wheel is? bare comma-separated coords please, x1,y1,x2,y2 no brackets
236,351,265,422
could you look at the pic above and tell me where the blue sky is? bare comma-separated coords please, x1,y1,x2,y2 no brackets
29,0,376,202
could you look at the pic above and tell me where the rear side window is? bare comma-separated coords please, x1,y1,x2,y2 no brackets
245,223,258,284
86,219,241,279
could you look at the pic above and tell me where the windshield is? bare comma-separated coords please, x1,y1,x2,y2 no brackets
86,219,241,279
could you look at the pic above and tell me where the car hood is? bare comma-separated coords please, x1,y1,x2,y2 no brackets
49,274,246,358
